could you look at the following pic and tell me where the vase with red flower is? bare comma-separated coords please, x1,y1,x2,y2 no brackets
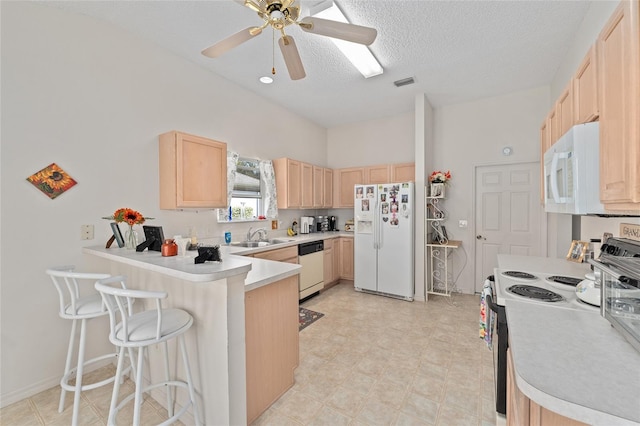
103,208,154,250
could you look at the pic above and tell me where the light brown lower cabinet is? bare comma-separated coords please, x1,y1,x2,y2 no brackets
507,349,586,426
339,237,354,280
245,275,299,424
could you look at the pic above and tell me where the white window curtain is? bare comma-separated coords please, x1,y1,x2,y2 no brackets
259,159,278,218
227,151,239,208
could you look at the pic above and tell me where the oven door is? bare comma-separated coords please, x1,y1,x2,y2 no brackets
596,262,640,353
485,277,507,416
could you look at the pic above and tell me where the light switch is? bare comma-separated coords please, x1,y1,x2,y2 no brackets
81,224,94,240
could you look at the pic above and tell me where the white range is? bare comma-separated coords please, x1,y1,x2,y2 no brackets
494,254,597,311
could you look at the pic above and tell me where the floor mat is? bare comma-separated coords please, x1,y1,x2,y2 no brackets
299,307,324,331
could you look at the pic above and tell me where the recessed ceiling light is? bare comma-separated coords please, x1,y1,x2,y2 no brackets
259,76,274,84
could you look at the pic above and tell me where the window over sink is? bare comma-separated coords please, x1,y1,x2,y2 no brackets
217,155,278,222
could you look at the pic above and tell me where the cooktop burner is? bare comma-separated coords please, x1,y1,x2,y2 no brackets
546,275,582,287
507,285,565,302
502,271,537,280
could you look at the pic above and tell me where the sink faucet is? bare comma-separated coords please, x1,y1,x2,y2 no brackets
246,227,267,242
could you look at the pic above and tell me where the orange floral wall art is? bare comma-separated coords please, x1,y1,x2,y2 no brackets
26,163,77,199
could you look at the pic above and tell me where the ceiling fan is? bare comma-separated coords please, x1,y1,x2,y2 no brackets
201,0,378,80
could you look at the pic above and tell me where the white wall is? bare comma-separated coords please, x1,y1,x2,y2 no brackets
326,112,415,169
1,2,326,405
434,86,550,294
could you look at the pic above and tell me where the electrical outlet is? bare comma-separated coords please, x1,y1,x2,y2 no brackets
458,220,468,229
81,224,94,240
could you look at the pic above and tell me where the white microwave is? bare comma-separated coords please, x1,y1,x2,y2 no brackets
543,122,606,215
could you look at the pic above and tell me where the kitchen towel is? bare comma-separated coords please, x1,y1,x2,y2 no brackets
479,278,495,349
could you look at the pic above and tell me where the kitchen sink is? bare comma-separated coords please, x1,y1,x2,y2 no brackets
267,238,295,244
231,238,294,248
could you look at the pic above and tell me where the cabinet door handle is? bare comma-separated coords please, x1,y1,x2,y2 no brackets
476,235,486,240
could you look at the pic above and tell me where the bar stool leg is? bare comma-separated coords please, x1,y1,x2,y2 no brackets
162,341,174,418
59,318,78,414
133,346,145,426
107,346,127,426
71,319,88,426
180,335,201,426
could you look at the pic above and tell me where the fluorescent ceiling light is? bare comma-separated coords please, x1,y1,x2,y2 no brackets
310,1,383,78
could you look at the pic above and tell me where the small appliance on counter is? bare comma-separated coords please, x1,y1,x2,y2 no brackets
316,216,328,232
329,216,337,231
589,237,640,354
300,216,314,234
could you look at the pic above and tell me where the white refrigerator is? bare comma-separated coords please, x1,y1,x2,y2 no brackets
354,182,414,300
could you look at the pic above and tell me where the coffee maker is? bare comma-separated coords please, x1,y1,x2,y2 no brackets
316,216,329,232
329,216,337,231
300,216,314,234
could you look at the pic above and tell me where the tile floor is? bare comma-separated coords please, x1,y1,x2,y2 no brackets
255,283,496,426
0,282,496,426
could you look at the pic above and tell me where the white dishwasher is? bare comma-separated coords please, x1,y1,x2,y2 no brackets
298,240,324,301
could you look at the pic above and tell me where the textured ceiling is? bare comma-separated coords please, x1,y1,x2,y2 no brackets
39,0,592,128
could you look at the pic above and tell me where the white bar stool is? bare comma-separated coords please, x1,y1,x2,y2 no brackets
95,276,201,426
46,266,132,426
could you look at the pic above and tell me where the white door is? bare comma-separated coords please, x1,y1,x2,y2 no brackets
474,162,543,292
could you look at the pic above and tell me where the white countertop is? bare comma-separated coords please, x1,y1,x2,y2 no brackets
497,254,591,276
83,233,352,290
506,298,640,425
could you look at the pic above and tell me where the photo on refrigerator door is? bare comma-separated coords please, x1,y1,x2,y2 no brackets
356,187,363,198
362,199,370,211
366,186,374,198
381,202,389,215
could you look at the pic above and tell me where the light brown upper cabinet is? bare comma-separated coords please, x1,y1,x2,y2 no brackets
597,0,640,208
323,168,333,208
391,163,415,182
556,81,574,139
300,162,313,209
273,158,302,209
334,167,365,208
539,119,550,204
159,131,227,209
573,45,599,124
548,108,560,144
313,165,324,208
365,165,391,184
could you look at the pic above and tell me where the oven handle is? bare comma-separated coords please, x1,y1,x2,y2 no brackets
486,293,500,314
589,259,626,280
484,278,500,314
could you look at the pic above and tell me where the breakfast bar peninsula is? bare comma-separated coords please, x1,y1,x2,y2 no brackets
83,245,301,425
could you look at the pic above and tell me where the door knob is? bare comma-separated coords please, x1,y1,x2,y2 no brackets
476,235,486,240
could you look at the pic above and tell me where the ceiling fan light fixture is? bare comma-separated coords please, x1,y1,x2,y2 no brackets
259,76,274,84
310,1,383,78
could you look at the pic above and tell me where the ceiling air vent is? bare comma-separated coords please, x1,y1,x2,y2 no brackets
393,77,415,87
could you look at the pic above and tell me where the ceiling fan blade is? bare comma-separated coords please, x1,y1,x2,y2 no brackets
299,17,377,45
278,35,306,80
201,27,262,58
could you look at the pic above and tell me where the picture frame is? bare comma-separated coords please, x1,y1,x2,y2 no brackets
110,222,125,248
143,225,165,252
567,240,588,263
